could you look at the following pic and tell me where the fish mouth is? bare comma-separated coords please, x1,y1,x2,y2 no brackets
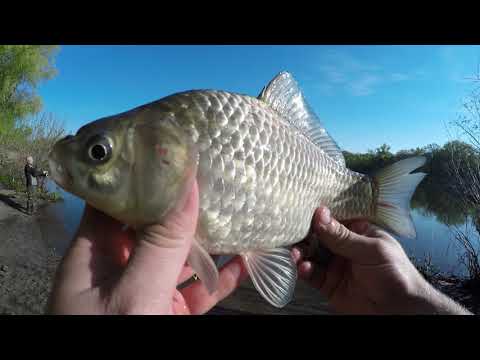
48,134,77,189
48,150,74,190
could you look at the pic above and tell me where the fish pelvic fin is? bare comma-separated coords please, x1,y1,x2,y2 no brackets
241,248,297,308
372,156,427,239
187,235,219,295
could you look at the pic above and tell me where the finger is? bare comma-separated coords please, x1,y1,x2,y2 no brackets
312,207,381,263
80,205,135,269
298,260,314,279
367,224,393,239
294,228,322,261
171,290,190,315
344,219,395,241
178,265,195,284
180,256,249,315
52,205,132,296
318,257,349,298
115,180,199,308
298,260,327,290
291,247,303,264
74,205,135,267
346,220,370,235
298,257,346,298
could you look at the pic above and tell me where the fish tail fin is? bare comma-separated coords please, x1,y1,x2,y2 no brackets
372,157,427,239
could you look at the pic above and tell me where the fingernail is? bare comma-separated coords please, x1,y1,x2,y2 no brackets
291,247,302,263
299,261,313,278
319,207,331,225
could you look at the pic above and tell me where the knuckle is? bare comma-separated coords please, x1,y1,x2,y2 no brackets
372,240,389,257
331,221,356,252
371,239,400,260
109,291,168,315
334,222,353,243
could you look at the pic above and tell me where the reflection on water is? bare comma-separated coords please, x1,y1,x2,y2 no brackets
45,177,477,277
399,210,468,277
411,178,469,226
45,180,84,256
406,178,479,277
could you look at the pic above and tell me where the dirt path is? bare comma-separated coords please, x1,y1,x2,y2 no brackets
0,189,62,315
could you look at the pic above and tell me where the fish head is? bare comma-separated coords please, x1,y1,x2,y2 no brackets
48,115,135,222
48,106,197,228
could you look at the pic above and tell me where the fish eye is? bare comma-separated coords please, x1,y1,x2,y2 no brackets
86,135,112,163
90,144,107,161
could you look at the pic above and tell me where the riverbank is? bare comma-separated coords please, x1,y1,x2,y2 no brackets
0,188,64,314
419,272,480,314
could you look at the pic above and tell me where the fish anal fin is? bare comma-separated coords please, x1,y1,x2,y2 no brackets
241,247,297,308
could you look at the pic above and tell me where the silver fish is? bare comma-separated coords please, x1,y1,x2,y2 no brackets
49,72,426,308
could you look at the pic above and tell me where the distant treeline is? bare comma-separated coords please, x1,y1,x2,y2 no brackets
343,141,480,225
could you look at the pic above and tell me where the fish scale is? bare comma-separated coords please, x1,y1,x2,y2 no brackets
156,90,372,254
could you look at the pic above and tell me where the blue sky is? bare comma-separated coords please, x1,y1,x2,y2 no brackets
38,45,480,153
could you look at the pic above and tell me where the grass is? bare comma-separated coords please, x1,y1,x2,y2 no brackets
0,150,62,203
37,189,63,202
0,174,25,193
410,254,445,282
0,171,63,204
410,251,480,314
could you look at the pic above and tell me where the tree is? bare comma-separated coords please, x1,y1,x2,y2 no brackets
0,45,59,137
453,68,480,151
0,46,62,193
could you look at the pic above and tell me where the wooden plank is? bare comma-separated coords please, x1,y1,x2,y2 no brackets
207,279,332,315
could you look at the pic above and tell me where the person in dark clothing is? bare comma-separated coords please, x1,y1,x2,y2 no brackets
24,156,48,215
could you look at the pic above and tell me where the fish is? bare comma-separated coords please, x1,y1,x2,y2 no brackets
48,72,426,308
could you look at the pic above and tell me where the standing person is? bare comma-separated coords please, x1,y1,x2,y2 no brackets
24,156,48,215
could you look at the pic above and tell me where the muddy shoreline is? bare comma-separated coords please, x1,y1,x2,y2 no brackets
0,189,64,314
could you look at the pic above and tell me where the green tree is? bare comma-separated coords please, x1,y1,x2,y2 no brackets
0,45,59,137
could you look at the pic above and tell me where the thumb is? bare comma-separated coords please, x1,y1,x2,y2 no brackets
114,180,199,312
312,207,381,263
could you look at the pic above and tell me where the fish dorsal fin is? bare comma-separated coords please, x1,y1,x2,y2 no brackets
258,71,345,166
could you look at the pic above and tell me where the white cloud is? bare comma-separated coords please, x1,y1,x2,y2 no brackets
316,50,414,97
319,65,348,84
348,74,382,96
438,46,480,84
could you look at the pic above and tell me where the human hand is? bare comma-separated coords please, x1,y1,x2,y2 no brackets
47,180,249,315
292,207,471,315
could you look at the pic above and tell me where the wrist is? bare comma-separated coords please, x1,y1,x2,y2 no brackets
396,273,472,315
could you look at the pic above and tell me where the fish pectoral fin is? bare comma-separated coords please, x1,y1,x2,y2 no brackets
187,236,219,295
241,248,297,308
